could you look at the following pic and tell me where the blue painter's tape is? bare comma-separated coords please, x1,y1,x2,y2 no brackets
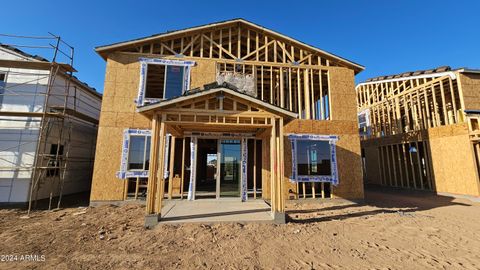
241,138,248,202
117,128,152,180
288,134,339,186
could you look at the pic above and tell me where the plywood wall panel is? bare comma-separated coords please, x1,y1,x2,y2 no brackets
429,133,480,196
329,67,357,121
90,126,125,201
284,119,364,200
459,73,480,110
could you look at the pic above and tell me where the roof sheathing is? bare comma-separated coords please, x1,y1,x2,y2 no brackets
95,18,364,73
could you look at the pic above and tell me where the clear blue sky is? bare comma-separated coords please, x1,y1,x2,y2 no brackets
2,0,479,93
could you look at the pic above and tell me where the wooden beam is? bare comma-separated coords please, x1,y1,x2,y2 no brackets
253,139,257,199
304,69,311,119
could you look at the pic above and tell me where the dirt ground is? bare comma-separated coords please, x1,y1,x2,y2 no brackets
1,187,480,270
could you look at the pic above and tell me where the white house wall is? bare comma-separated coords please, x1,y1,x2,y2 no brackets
0,61,47,202
0,48,101,203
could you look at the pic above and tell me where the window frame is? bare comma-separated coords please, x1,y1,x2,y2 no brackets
289,134,339,185
136,58,195,106
126,134,150,171
117,129,151,179
358,109,371,137
0,71,7,108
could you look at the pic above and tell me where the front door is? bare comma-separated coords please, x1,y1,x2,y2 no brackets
219,139,241,197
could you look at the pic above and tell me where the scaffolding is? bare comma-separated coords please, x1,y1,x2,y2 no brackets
0,33,99,212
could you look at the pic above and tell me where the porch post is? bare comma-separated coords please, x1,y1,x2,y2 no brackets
155,114,167,213
145,113,160,214
278,117,285,212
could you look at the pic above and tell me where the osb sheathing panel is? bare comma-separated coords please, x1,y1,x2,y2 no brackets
429,133,480,196
459,73,480,110
190,58,217,89
363,146,381,185
283,119,364,199
91,53,218,201
329,67,357,121
90,126,126,201
360,123,479,196
91,53,150,201
361,123,470,148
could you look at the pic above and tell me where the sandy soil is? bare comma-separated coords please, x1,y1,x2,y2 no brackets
1,187,480,270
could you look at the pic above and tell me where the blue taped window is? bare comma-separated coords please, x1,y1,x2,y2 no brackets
297,140,331,176
165,65,184,99
127,136,150,171
144,64,185,100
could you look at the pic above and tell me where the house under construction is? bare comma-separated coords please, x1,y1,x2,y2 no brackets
0,34,102,210
357,66,480,196
90,19,365,224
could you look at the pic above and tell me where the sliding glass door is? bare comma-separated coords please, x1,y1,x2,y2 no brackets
219,140,241,197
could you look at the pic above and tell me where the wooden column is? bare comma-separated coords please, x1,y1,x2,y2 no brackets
155,114,167,214
278,118,285,212
297,69,302,119
145,114,162,214
253,139,257,199
304,69,311,119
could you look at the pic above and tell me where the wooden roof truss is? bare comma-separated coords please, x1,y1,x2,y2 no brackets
356,73,464,139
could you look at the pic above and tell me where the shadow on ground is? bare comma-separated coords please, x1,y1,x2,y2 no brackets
286,185,473,224
2,191,90,211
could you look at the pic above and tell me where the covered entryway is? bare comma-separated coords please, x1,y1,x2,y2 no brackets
138,86,297,224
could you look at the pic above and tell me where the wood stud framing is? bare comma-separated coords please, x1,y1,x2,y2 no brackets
356,73,464,191
357,74,463,139
216,62,331,120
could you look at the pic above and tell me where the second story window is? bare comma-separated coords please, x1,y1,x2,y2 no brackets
0,72,6,108
145,64,185,100
137,58,195,106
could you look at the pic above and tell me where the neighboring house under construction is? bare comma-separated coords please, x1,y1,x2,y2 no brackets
356,66,480,196
0,36,102,208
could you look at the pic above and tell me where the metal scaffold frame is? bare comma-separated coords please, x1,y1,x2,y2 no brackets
0,33,98,213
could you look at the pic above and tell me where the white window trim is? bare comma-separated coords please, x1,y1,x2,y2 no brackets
136,57,195,106
116,129,151,179
288,134,339,185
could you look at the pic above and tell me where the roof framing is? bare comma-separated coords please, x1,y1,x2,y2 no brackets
95,18,364,73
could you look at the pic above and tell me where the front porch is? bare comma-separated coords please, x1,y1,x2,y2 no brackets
160,199,272,223
140,87,297,226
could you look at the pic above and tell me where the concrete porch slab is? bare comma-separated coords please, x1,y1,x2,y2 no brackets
160,199,274,224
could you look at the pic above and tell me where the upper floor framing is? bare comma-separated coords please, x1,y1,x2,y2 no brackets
96,19,363,73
